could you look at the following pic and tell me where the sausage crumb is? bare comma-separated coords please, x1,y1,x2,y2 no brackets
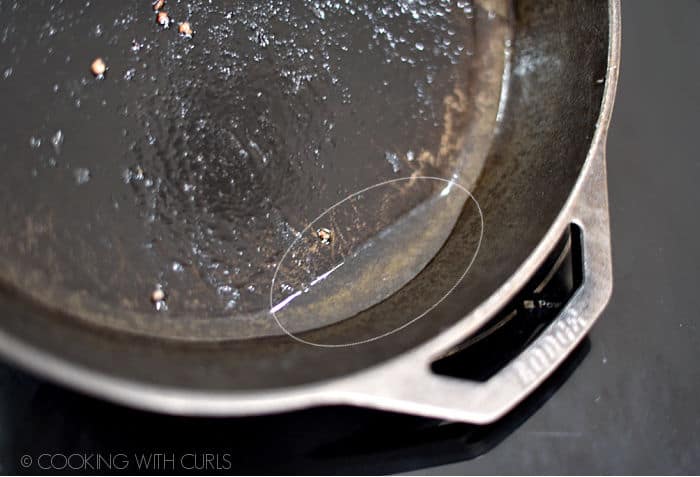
90,58,107,78
178,21,193,38
151,285,166,311
316,227,333,244
156,11,170,28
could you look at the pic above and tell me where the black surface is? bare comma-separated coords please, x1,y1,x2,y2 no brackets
0,0,698,474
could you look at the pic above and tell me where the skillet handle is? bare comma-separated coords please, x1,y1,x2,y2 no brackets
335,0,621,425
336,147,613,424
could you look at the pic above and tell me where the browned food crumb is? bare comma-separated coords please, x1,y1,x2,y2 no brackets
316,227,333,244
150,287,166,303
152,0,165,11
156,11,170,28
178,21,193,38
90,57,107,78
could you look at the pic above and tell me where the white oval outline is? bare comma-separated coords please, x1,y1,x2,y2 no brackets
269,176,484,348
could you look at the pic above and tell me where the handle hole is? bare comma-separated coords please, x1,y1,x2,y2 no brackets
430,224,584,382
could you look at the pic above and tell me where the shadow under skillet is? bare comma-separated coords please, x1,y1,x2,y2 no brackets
0,340,589,475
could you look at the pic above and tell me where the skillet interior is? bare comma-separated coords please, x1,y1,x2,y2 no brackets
0,0,609,392
0,0,509,339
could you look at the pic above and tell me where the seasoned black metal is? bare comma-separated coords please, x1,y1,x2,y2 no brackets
0,0,611,410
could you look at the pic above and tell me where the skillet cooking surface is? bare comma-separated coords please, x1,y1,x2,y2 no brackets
0,0,610,393
0,0,510,339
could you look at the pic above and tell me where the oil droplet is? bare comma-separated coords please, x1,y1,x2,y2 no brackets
50,130,64,154
73,167,91,185
385,151,401,173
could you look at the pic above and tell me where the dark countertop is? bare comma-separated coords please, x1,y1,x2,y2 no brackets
0,0,698,474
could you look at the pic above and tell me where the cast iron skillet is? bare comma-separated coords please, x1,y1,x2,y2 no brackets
0,0,619,423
